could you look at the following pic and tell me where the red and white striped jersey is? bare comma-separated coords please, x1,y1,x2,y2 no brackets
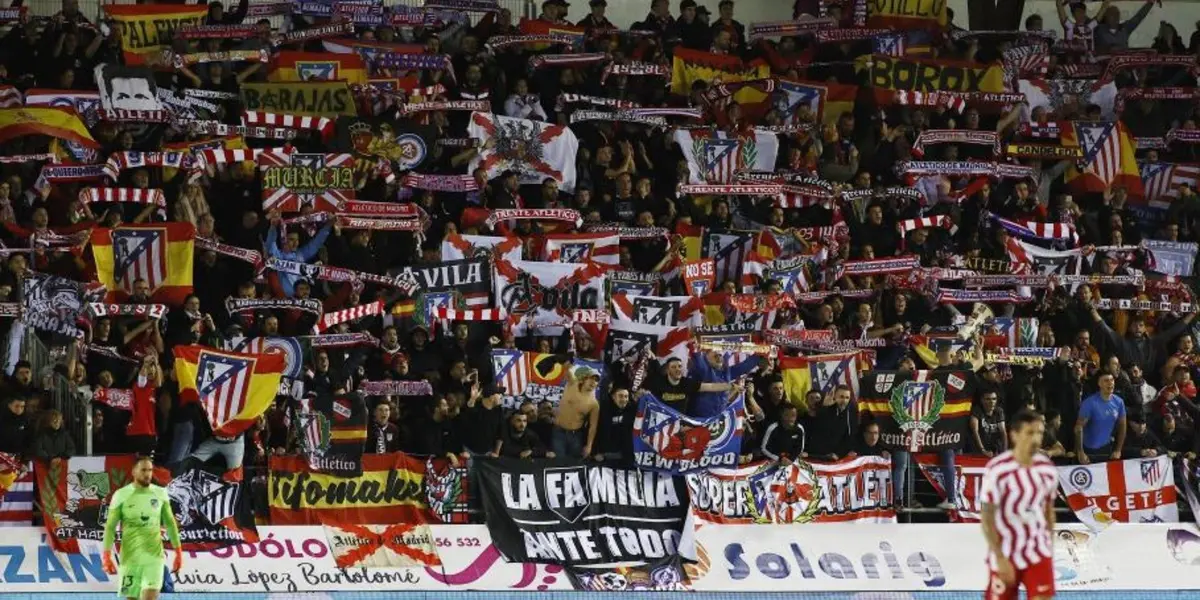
979,451,1058,570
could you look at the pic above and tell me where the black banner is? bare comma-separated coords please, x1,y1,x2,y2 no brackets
335,116,437,171
166,465,259,551
858,370,974,452
292,392,367,477
473,458,691,567
394,257,492,324
567,555,692,590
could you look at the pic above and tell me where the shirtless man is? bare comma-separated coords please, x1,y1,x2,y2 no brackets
553,365,601,459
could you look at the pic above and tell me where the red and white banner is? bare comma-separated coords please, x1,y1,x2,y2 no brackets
467,112,579,192
440,233,522,263
686,456,895,524
542,233,619,265
683,258,716,296
1057,456,1178,528
323,523,441,568
917,453,989,523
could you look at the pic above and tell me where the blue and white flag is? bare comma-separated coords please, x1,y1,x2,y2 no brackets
631,393,744,474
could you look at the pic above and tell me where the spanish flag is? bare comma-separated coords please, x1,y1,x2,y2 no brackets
104,4,208,66
92,222,195,305
0,108,97,149
174,345,285,438
270,51,368,85
1063,121,1144,199
676,222,704,262
780,353,867,412
700,291,730,326
671,48,771,105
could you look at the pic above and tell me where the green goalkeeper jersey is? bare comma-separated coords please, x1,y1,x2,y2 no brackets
102,483,182,565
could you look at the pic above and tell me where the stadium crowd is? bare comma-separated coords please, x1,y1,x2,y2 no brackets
0,0,1192,518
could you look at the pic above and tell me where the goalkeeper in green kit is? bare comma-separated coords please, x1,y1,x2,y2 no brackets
101,456,183,600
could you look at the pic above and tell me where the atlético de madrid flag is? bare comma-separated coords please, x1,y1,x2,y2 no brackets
674,128,778,184
467,112,578,192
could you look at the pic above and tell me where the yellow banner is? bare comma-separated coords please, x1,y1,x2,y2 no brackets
867,0,947,28
1006,143,1084,159
105,5,207,66
858,55,1006,93
241,81,358,117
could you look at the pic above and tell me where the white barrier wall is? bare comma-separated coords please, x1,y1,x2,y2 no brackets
563,0,1198,50
0,524,1196,592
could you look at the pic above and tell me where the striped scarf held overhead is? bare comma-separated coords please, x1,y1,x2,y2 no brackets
1094,298,1198,313
313,300,384,333
197,237,263,270
401,173,479,192
431,307,503,321
268,257,398,290
272,20,354,47
302,332,379,348
583,225,668,240
189,121,297,140
911,130,1001,158
600,62,670,85
87,303,168,320
172,49,268,68
79,188,166,207
35,164,105,191
529,53,609,70
242,111,334,137
247,0,290,17
370,53,455,75
1002,45,1050,80
103,151,191,181
485,34,577,51
484,208,580,228
195,148,292,169
1115,87,1200,113
358,380,434,396
990,213,1079,244
557,94,641,111
813,28,892,44
747,18,837,40
899,161,1034,179
936,289,1030,304
898,215,957,236
399,100,489,114
570,110,666,127
336,216,426,231
836,256,922,279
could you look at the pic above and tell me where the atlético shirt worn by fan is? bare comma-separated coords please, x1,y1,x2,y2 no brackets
979,451,1059,570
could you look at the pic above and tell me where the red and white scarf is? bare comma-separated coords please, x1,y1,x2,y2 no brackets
358,380,434,396
88,303,168,320
79,188,166,207
313,300,384,333
600,62,670,85
401,173,479,192
529,53,609,70
196,237,265,271
485,208,580,228
242,111,334,137
399,100,490,114
911,130,1001,158
557,94,641,111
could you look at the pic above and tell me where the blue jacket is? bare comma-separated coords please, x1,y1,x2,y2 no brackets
265,223,332,297
688,354,761,419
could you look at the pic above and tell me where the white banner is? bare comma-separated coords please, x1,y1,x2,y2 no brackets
0,524,1199,591
1058,456,1179,528
689,523,1200,591
467,112,578,192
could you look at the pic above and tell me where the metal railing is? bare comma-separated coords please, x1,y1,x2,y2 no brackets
16,327,91,455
